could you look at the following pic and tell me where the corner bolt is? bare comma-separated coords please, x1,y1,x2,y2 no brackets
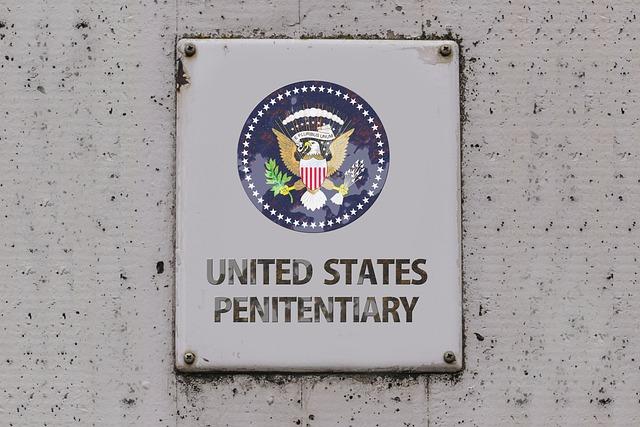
443,351,456,364
184,352,196,364
184,43,196,57
438,44,452,57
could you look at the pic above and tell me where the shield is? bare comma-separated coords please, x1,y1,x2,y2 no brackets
300,158,327,192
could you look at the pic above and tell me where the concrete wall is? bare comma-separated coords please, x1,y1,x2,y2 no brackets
1,0,639,425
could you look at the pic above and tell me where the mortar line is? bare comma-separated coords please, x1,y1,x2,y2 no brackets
298,0,301,29
426,375,430,427
174,1,180,426
420,3,431,425
300,378,305,421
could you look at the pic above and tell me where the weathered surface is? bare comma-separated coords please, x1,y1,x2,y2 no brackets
2,0,640,425
0,1,177,425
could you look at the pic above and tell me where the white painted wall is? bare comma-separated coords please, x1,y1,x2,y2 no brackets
1,1,638,425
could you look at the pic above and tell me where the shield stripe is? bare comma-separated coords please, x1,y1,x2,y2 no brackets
300,165,327,192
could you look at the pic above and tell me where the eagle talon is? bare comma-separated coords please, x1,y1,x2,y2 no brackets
338,184,348,196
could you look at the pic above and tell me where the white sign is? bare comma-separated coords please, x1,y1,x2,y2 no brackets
176,39,462,372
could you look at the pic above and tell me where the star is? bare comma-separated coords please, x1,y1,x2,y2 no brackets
257,110,264,117
248,183,255,190
327,87,334,94
252,191,259,197
245,175,252,181
319,86,325,92
242,150,248,156
310,222,316,228
263,104,270,111
372,183,379,189
368,191,374,196
270,209,276,215
363,110,369,116
270,98,276,105
244,133,251,139
377,166,383,173
375,132,381,139
357,203,363,210
327,220,334,226
377,141,384,147
242,166,249,173
343,94,349,100
319,221,325,227
277,94,283,101
372,124,378,130
350,98,356,104
350,209,356,215
378,158,385,164
343,213,350,220
375,174,382,181
285,217,291,224
248,125,255,132
258,197,264,204
335,217,342,223
310,85,316,91
242,158,248,165
293,87,299,94
363,197,370,204
378,149,385,155
243,141,249,147
367,117,374,123
285,90,291,97
356,104,363,110
264,203,270,210
252,117,259,124
293,220,299,226
302,222,308,228
335,90,342,96
277,213,283,220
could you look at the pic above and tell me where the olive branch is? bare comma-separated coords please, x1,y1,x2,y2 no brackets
265,158,293,202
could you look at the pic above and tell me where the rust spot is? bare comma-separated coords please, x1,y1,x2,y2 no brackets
176,58,190,91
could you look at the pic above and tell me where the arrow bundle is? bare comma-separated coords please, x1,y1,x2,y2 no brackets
331,160,365,205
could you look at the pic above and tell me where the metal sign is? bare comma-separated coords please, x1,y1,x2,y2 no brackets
176,39,462,372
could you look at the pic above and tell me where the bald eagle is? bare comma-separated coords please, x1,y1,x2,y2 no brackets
272,128,354,211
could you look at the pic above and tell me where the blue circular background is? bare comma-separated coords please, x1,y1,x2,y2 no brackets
238,80,389,233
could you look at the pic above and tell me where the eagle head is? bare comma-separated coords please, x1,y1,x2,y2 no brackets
295,139,333,161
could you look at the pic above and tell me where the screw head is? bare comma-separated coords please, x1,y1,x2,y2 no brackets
443,351,456,364
184,352,196,364
184,42,196,57
438,44,452,57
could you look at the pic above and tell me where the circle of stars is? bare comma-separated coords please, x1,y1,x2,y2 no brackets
239,82,389,232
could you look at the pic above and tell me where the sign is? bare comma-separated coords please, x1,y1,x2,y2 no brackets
176,39,462,372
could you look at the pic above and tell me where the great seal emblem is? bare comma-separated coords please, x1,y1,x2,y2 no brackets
238,80,389,233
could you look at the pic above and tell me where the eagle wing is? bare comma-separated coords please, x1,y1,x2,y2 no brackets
272,129,300,177
327,128,354,176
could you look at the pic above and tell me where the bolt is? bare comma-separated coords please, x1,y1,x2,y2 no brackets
184,42,196,57
184,352,196,364
438,44,452,57
443,351,456,364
